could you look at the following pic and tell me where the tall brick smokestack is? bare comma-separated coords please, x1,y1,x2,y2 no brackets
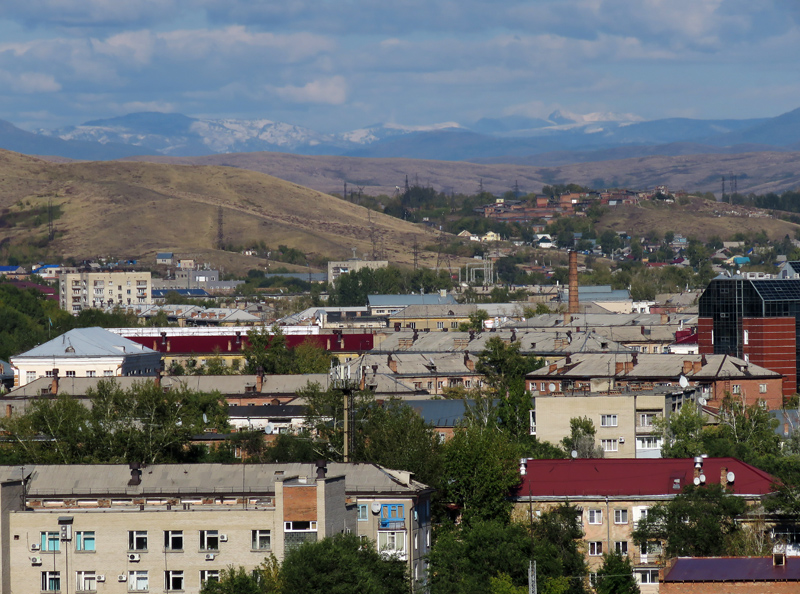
568,251,579,315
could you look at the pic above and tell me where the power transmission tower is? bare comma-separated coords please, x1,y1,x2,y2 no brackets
412,239,420,270
48,198,54,241
514,180,520,199
217,206,224,250
721,176,726,202
479,178,484,193
344,181,348,201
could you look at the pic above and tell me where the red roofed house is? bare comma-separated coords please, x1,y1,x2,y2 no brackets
511,457,777,593
660,556,800,593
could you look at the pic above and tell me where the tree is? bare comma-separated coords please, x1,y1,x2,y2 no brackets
632,484,747,557
560,417,603,458
658,401,706,458
201,556,283,594
530,505,588,594
428,520,533,594
594,553,640,594
458,309,489,332
281,533,408,594
442,423,521,524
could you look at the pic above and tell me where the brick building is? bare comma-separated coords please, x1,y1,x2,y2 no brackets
698,277,800,399
660,556,800,593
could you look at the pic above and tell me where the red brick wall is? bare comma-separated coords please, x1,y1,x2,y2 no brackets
743,317,796,398
709,378,784,409
283,485,317,522
697,318,714,354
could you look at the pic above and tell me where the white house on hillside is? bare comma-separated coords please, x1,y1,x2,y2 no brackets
10,327,162,388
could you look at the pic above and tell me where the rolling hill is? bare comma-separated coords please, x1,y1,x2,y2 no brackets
0,150,444,273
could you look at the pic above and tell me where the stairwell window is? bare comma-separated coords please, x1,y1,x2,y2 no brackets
42,571,61,592
732,384,741,394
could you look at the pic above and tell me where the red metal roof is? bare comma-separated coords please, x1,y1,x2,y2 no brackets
513,457,776,498
123,333,374,355
664,557,800,582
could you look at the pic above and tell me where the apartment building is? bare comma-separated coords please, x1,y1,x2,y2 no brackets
511,457,776,593
60,271,152,314
0,463,433,594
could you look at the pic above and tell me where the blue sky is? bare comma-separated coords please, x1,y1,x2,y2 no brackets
1,0,799,132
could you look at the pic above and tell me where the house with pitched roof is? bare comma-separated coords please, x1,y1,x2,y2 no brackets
9,327,161,387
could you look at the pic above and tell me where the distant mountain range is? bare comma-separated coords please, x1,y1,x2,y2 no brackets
1,107,799,164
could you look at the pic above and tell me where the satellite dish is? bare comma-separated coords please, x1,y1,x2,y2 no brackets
264,423,275,435
175,419,182,427
679,375,689,389
693,476,700,486
698,397,707,406
699,474,706,483
726,471,735,483
548,383,557,392
202,413,208,423
571,450,578,459
371,501,382,514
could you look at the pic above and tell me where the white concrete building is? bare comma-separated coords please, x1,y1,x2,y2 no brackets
60,271,152,314
10,327,162,388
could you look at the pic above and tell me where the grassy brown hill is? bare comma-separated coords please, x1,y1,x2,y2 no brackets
123,150,800,197
0,150,444,272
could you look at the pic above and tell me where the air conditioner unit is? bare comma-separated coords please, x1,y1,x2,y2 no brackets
205,553,216,561
96,576,105,583
219,534,228,542
118,575,127,582
31,556,43,565
128,553,141,562
30,543,40,551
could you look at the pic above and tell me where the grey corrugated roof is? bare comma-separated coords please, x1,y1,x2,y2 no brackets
527,353,781,380
368,294,457,307
0,463,430,496
13,327,156,359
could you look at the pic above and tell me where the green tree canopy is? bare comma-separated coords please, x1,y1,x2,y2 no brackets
594,553,640,594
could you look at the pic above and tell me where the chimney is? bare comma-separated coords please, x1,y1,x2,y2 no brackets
568,250,579,314
160,331,167,346
371,364,378,374
5,404,12,418
128,463,142,486
235,331,242,347
701,354,707,366
412,329,419,343
624,361,634,373
50,369,59,395
565,354,572,365
549,363,558,373
256,366,264,392
640,325,645,335
632,352,638,366
615,362,624,375
511,330,517,342
154,370,162,389
469,330,475,341
683,360,693,375
693,360,702,373
387,354,397,374
464,352,474,371
315,459,327,480
720,466,727,488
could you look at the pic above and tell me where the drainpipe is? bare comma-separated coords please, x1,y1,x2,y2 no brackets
606,496,611,555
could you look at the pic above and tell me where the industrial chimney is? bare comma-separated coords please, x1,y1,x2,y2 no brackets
568,251,579,315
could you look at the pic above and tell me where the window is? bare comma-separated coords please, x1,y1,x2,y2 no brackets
408,322,416,329
164,530,183,551
26,371,36,383
378,531,406,555
76,571,96,592
601,439,618,452
450,321,458,328
614,509,628,524
588,509,602,524
76,531,95,552
128,530,147,551
743,329,749,345
589,542,603,556
529,410,536,436
86,371,96,378
42,571,61,592
200,570,219,585
615,541,628,555
437,322,444,329
66,371,76,378
165,570,184,591
199,530,219,551
638,570,659,584
380,504,405,529
636,436,662,450
41,531,60,552
45,370,55,378
601,414,618,427
639,413,656,427
129,571,148,591
251,530,271,550
732,384,741,394
760,383,767,393
103,370,113,377
357,504,368,521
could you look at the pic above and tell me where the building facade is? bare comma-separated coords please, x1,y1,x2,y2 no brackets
60,271,152,314
0,463,433,594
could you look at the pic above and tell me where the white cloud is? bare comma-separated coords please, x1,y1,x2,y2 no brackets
272,76,347,105
0,71,61,93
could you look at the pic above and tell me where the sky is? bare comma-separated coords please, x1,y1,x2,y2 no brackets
1,0,799,133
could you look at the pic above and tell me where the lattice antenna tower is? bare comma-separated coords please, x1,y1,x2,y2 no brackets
217,206,224,250
721,176,726,201
412,239,420,270
48,198,54,241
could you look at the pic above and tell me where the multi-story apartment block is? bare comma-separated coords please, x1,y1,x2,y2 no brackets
511,457,776,594
0,463,433,594
60,271,152,314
